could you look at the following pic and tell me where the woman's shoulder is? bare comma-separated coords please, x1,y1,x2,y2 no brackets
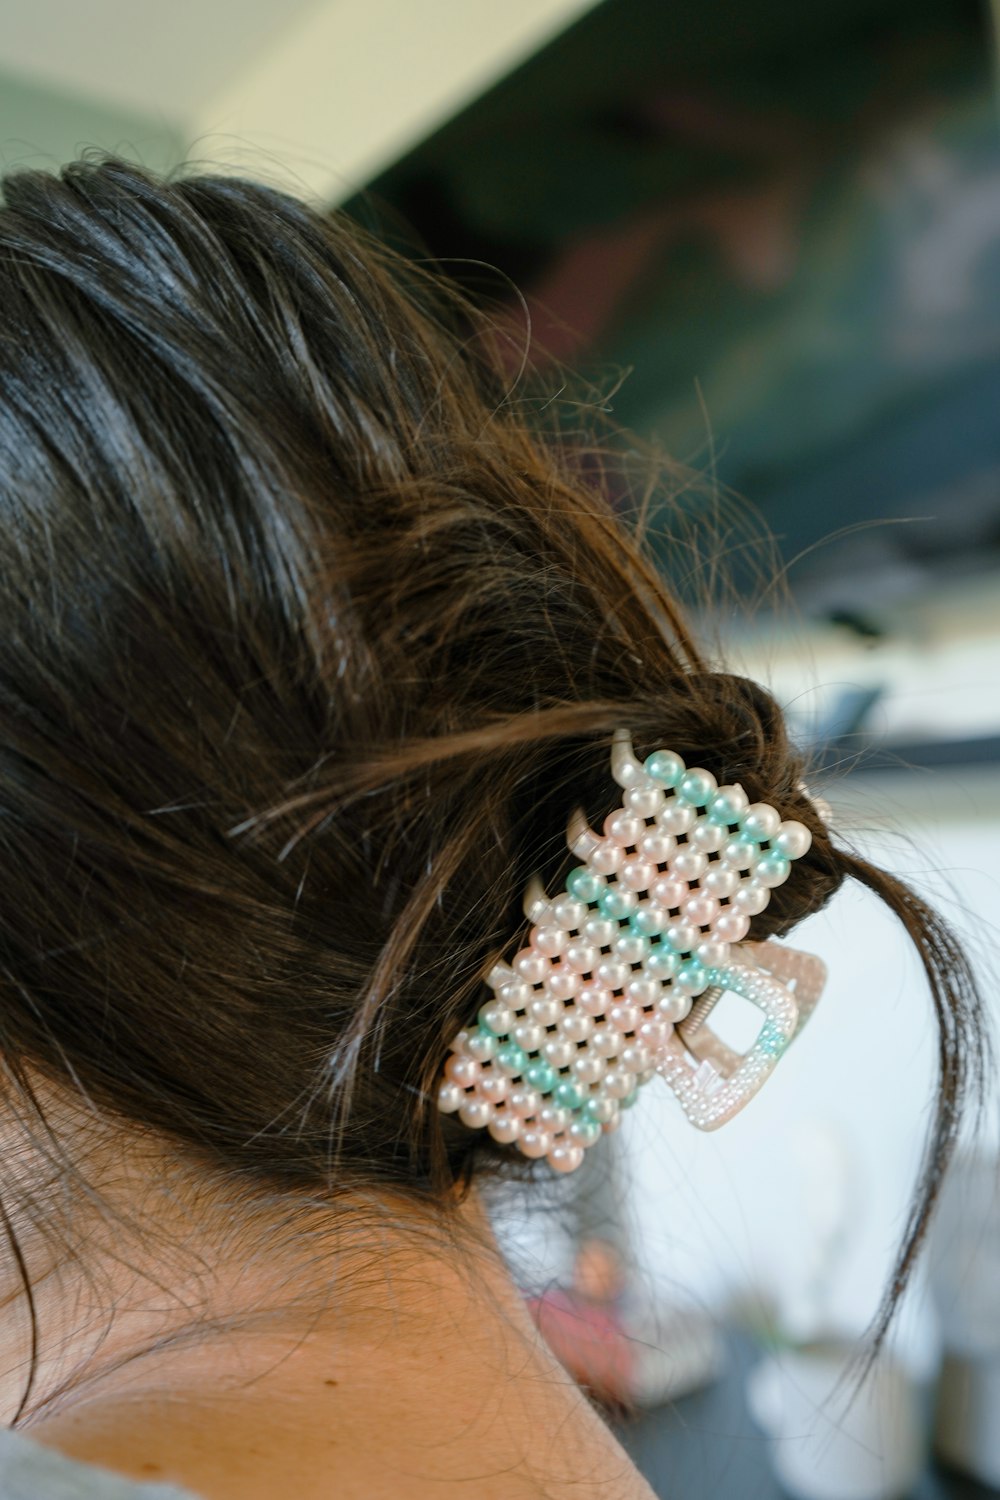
0,1426,201,1500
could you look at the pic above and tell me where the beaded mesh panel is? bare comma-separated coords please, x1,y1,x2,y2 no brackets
438,730,824,1173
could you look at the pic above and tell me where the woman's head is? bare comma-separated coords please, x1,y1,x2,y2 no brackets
0,154,986,1402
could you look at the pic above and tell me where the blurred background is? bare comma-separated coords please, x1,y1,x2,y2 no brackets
2,1,999,1494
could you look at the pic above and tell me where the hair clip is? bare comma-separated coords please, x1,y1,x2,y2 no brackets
438,729,827,1173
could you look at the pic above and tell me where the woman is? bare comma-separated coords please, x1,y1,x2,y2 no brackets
0,154,985,1498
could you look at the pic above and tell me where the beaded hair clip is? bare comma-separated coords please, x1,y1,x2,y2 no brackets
438,730,827,1173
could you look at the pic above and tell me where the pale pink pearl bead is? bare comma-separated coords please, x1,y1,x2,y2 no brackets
657,989,692,1023
565,942,600,974
518,1129,551,1159
548,1143,585,1174
480,1000,515,1034
572,1052,605,1085
620,1043,650,1073
512,1020,544,1053
444,1054,480,1088
562,1009,593,1044
690,821,725,853
624,785,662,818
605,810,645,844
672,848,708,882
552,897,589,929
579,984,612,1018
664,920,699,954
695,939,728,968
604,1068,636,1100
542,1036,575,1070
534,924,567,957
715,910,750,944
683,893,719,928
591,840,623,875
513,948,549,985
732,881,769,916
537,1104,570,1133
438,1081,464,1113
608,1001,641,1033
548,965,579,1001
508,1087,542,1118
590,1023,619,1058
640,829,676,863
479,1069,508,1104
596,959,630,991
459,1098,492,1130
638,1017,669,1051
657,802,696,835
583,916,616,946
529,994,561,1027
621,857,657,892
650,875,687,909
488,1113,522,1145
625,976,660,1009
496,977,531,1008
703,866,739,899
614,931,648,965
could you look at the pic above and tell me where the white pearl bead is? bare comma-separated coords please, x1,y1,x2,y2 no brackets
626,976,660,1009
548,965,578,1001
534,925,567,957
459,1098,492,1129
591,1023,619,1059
578,984,611,1018
690,821,725,853
496,979,531,1009
703,866,739,899
608,1001,641,1033
664,920,699,954
444,1054,480,1088
583,916,616,946
466,1030,497,1063
479,1001,514,1035
743,802,781,842
638,1017,669,1050
657,802,697,835
565,942,600,973
722,836,757,870
604,1068,636,1100
672,848,708,882
715,910,750,944
657,989,693,1023
625,785,663,819
776,819,812,859
605,811,645,844
640,830,676,863
479,1071,508,1104
683,893,718,928
614,932,648,965
518,1128,551,1159
548,1143,585,1173
587,1096,618,1125
508,1087,542,1118
529,994,561,1027
537,1104,570,1132
488,1113,522,1144
710,784,750,821
596,959,630,991
651,875,687,909
512,1021,544,1053
513,948,549,985
732,881,769,916
542,1037,575,1070
438,1081,464,1113
621,858,656,892
562,1009,593,1044
620,1043,650,1073
695,939,728,968
591,841,622,875
552,897,588,930
572,1052,605,1085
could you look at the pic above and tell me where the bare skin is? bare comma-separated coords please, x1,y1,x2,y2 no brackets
0,1140,656,1500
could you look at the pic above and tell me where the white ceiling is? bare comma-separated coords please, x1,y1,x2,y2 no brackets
0,0,323,123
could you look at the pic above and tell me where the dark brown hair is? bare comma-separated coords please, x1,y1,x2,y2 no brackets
0,153,987,1415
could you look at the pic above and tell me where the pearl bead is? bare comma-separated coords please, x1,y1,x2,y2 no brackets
565,942,600,974
640,829,676,863
672,848,708,882
624,785,663,819
664,920,699,954
605,811,645,844
614,931,649,965
444,1054,480,1087
553,1078,584,1110
604,1068,636,1100
508,1087,542,1118
596,959,630,991
657,988,693,1023
566,866,603,904
683,893,718,928
722,836,758,870
743,802,781,842
757,851,792,887
488,1113,522,1144
646,945,680,980
591,841,623,875
496,979,531,1009
534,925,566,956
548,1143,585,1173
703,866,739,899
638,1017,669,1050
715,910,750,944
513,948,549,985
776,819,812,859
496,1042,528,1076
438,1081,464,1113
525,1058,556,1093
512,1021,544,1053
584,1096,618,1125
600,885,637,919
708,783,749,822
608,1001,641,1033
479,1069,509,1104
536,1104,570,1132
645,750,684,786
529,994,561,1027
542,1036,575,1070
519,1129,551,1159
582,916,616,946
459,1098,492,1129
626,975,660,1008
466,1029,497,1063
676,959,710,996
695,939,728,968
590,1023,619,1058
548,965,579,1001
568,1118,602,1148
602,1115,623,1134
562,1009,593,1044
732,881,769,916
621,857,656,892
553,897,589,930
578,983,612,1017
690,820,725,853
657,802,696,835
650,875,687,909
572,1052,605,1085
632,901,668,937
678,768,718,807
479,1001,514,1036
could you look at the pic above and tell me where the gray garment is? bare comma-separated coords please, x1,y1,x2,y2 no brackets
0,1428,201,1500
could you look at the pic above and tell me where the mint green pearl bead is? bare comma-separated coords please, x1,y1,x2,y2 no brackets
496,1041,529,1076
757,850,791,887
644,750,684,787
600,886,635,920
677,958,709,992
566,866,603,903
631,904,666,937
526,1059,557,1094
677,769,717,807
553,1079,583,1110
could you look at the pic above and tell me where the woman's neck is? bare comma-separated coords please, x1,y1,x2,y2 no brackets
4,1178,655,1500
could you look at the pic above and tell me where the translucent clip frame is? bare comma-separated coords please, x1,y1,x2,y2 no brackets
438,729,827,1173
